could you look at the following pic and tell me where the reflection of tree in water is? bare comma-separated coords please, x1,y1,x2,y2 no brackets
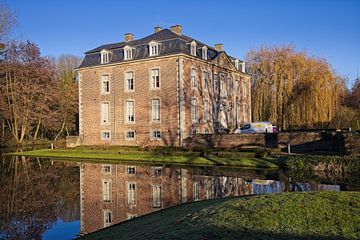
0,154,80,240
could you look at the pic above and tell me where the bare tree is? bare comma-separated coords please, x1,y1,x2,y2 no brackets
0,1,16,41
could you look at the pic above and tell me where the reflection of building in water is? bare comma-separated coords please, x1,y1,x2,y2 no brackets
79,163,340,235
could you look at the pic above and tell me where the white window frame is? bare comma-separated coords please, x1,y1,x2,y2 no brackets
190,41,197,56
191,67,197,89
202,46,207,60
193,182,200,201
103,210,112,227
124,46,134,61
191,97,198,123
150,68,160,89
236,80,240,97
204,99,210,121
101,50,110,64
149,41,159,56
127,182,136,206
125,130,136,140
151,99,160,122
243,103,247,122
126,166,136,175
102,164,111,174
101,75,110,94
152,185,162,208
103,180,111,202
203,71,209,90
242,80,247,100
235,58,239,70
214,74,219,93
125,100,135,124
101,130,111,140
125,71,134,92
101,102,110,125
153,167,162,176
150,130,161,140
236,103,240,123
126,213,137,220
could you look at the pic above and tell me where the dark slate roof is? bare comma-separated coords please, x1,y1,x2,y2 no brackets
78,29,242,69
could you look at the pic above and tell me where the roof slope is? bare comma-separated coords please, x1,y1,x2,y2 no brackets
78,29,244,69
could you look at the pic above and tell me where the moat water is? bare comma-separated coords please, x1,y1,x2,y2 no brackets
0,155,358,240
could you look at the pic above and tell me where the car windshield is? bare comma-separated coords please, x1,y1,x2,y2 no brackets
240,124,251,130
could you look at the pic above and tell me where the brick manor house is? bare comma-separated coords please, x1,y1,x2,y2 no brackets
77,25,251,146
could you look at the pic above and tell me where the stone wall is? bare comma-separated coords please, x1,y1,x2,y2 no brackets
184,131,359,155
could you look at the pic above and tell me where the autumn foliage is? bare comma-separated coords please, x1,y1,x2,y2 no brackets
246,46,354,130
0,41,80,144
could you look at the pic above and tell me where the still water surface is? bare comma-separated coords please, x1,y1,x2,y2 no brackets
0,155,352,240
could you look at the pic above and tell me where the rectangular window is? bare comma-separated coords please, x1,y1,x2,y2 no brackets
151,99,160,121
126,213,137,220
243,103,247,122
236,80,240,97
126,100,135,123
102,165,111,174
127,183,136,205
150,69,160,89
101,51,109,64
204,100,209,121
193,182,200,201
236,103,240,123
242,80,247,100
191,43,197,56
214,74,218,93
153,185,162,208
124,49,132,60
101,131,110,140
103,180,111,202
126,131,135,140
127,166,136,175
228,77,232,95
191,98,198,123
150,45,158,56
191,68,197,89
202,47,207,60
154,167,162,176
151,130,161,139
203,71,209,90
101,102,110,124
102,75,109,94
103,210,112,227
125,72,134,91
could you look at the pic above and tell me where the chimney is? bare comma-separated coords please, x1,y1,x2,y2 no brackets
154,26,162,33
124,33,134,42
214,43,224,52
170,25,182,35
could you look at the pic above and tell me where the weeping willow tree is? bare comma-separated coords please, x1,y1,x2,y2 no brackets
246,46,345,129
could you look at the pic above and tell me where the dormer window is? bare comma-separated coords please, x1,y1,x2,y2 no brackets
101,50,110,64
149,41,159,56
190,41,197,56
124,46,134,60
235,59,239,70
202,46,207,60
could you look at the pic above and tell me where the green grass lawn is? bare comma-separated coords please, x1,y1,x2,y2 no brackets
9,147,278,168
79,191,360,240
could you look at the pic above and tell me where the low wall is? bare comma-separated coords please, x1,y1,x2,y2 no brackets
66,136,82,148
183,131,359,155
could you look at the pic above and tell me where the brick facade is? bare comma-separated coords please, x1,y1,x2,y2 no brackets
77,26,251,146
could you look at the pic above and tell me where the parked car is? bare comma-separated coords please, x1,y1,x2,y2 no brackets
234,122,278,134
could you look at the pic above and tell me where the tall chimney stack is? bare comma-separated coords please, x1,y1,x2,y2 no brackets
214,43,224,52
124,33,134,42
154,26,162,33
170,25,182,35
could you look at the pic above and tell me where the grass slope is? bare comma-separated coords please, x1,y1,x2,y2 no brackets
10,148,278,168
80,192,360,240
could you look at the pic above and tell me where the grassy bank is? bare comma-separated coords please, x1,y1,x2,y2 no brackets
79,191,360,240
9,147,279,168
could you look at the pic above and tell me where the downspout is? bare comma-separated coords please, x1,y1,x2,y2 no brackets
177,57,181,147
113,69,117,144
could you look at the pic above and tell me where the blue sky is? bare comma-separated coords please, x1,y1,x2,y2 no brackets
7,0,360,87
